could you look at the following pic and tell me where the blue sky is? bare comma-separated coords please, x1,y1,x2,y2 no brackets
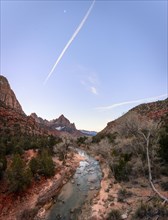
1,0,167,131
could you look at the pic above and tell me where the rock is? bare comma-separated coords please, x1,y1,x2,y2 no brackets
141,183,148,188
90,187,95,190
109,202,114,206
70,208,74,213
108,195,114,201
0,75,24,114
121,213,128,219
105,188,109,193
104,204,108,208
109,183,113,188
114,198,118,203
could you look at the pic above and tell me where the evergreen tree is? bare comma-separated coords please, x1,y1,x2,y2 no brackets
38,149,55,177
7,154,32,192
158,124,168,164
29,157,39,176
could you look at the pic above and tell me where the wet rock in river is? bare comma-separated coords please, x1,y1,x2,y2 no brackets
90,186,95,190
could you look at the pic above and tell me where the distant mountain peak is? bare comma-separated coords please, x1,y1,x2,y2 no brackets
0,75,84,138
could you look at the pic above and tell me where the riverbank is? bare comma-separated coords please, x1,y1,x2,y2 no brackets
78,155,121,220
79,153,168,220
0,151,84,220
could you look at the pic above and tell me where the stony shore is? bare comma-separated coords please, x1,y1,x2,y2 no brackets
0,152,84,220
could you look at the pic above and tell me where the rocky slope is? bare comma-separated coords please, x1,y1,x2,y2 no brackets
101,98,168,135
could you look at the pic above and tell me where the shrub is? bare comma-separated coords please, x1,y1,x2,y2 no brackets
107,132,117,143
161,181,168,191
118,188,132,202
77,136,88,145
111,155,132,182
107,209,122,220
18,208,38,220
133,202,168,220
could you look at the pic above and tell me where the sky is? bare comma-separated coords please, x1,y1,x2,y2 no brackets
0,0,167,131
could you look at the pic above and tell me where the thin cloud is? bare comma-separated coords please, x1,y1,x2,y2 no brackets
90,86,98,95
96,94,167,111
79,67,99,95
44,0,96,84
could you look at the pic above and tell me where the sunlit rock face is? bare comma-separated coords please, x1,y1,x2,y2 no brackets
0,75,50,136
0,75,24,114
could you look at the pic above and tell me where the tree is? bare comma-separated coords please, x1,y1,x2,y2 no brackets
29,157,39,176
0,155,7,179
158,123,168,164
38,149,55,177
0,142,7,179
7,154,32,192
119,113,168,203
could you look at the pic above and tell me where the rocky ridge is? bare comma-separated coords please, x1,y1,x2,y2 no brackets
30,113,82,137
101,98,168,135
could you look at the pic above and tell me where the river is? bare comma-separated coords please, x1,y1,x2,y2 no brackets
47,148,102,220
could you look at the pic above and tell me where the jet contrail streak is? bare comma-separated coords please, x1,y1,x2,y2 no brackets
44,0,96,84
96,94,168,111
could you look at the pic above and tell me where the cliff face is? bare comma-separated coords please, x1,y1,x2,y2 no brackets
0,75,50,136
0,75,24,114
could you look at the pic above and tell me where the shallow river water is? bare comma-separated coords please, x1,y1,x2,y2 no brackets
47,148,102,220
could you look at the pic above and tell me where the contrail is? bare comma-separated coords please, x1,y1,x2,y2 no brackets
44,0,96,84
96,94,168,111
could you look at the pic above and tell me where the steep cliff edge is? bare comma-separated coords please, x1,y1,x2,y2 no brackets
0,75,24,114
